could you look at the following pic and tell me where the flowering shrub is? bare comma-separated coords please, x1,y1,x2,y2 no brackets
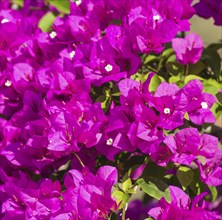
0,0,221,219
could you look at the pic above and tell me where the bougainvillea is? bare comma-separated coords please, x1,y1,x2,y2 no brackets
0,0,221,219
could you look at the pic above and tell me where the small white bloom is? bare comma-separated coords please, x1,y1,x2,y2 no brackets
5,80,12,87
201,102,208,109
1,18,9,24
105,64,113,72
69,51,75,59
49,31,57,39
153,15,160,21
11,4,19,10
75,0,82,6
106,138,113,146
164,108,171,114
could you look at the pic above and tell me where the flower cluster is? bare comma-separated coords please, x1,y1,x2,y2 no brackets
148,186,220,220
0,0,221,219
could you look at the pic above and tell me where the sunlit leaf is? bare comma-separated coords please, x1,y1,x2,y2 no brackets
112,190,129,209
49,0,70,14
38,12,56,32
137,178,171,203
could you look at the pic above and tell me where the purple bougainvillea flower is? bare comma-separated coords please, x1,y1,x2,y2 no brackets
163,128,200,165
63,166,118,219
172,33,204,64
197,134,222,186
162,128,222,185
194,0,222,26
125,199,157,220
179,79,216,125
148,186,220,220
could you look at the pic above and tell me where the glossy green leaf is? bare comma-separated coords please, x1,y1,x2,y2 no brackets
112,190,129,209
136,178,171,203
149,74,161,92
49,0,70,14
203,79,222,95
184,75,204,84
177,166,193,190
38,12,56,32
122,178,132,192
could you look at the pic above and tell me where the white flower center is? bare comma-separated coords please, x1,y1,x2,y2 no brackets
106,138,113,146
1,18,9,24
5,80,12,87
153,15,160,21
201,102,208,109
11,4,19,10
49,31,57,39
75,0,82,6
105,64,113,72
69,51,75,59
163,108,171,114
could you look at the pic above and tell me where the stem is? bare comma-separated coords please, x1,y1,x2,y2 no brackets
184,64,189,78
73,152,85,168
147,65,157,72
157,52,164,73
122,204,126,220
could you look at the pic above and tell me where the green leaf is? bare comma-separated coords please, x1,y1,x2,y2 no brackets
166,62,183,76
166,54,176,63
96,95,111,113
111,92,121,97
49,0,70,14
187,61,207,76
216,92,222,105
110,212,119,220
112,190,129,209
189,169,206,196
207,42,222,51
203,79,221,95
203,48,221,76
38,12,56,32
184,112,190,121
184,74,204,84
208,186,218,202
144,55,158,64
142,162,166,180
136,178,171,203
162,48,174,58
177,166,193,190
169,75,184,87
11,0,24,7
149,74,161,92
211,102,222,119
122,178,132,192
